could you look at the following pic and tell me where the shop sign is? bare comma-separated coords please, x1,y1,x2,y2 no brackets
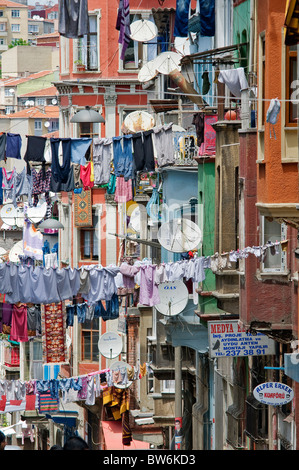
208,320,275,358
253,382,294,406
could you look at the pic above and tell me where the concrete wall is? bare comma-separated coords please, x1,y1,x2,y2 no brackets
2,46,58,77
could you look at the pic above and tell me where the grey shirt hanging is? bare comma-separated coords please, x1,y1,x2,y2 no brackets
58,0,89,38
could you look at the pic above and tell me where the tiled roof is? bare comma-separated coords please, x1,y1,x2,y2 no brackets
2,71,53,87
0,0,28,7
19,86,58,98
0,105,59,119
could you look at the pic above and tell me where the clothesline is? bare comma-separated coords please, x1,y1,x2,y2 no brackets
0,362,150,415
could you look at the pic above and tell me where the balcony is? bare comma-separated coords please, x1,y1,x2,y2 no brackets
4,343,20,369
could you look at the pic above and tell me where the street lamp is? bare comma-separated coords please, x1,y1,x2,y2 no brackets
70,106,105,123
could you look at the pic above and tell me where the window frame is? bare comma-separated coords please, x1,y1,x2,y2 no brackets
261,217,287,273
11,23,20,32
11,9,20,17
81,317,100,362
285,45,297,127
80,209,99,261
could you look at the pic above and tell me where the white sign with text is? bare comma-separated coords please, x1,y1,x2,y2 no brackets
208,320,275,358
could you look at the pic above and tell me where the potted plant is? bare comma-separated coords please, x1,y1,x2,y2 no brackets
74,59,86,72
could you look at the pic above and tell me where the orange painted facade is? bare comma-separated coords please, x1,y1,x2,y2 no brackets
256,0,299,205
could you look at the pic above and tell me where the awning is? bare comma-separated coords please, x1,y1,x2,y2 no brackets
102,421,150,450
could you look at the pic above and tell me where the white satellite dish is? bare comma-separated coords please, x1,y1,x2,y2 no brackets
52,98,57,105
130,19,158,42
15,207,24,228
9,240,24,263
129,206,141,233
158,218,202,253
155,280,189,316
154,52,182,75
26,202,47,224
138,60,159,83
1,204,17,227
98,332,122,359
110,361,133,389
124,110,155,133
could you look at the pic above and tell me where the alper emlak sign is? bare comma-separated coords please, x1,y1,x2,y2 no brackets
253,382,294,406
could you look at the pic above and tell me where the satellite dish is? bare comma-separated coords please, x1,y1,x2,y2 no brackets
98,332,122,359
138,60,159,83
130,19,158,42
129,206,141,233
9,240,24,263
110,361,133,389
26,202,47,224
52,98,57,105
124,110,155,133
155,280,189,316
158,218,202,253
15,207,24,228
154,52,182,75
1,204,17,227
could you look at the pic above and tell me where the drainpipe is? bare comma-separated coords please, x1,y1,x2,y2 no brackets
174,346,183,450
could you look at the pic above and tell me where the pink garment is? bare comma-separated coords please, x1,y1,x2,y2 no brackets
114,176,132,202
139,265,160,307
80,162,94,189
120,262,139,292
10,304,28,342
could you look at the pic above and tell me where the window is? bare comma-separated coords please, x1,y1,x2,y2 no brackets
75,15,98,71
0,11,3,17
37,98,46,106
286,45,297,126
29,24,39,33
161,380,176,393
34,119,42,136
122,14,142,70
5,88,14,96
0,23,6,31
0,38,5,45
262,218,286,272
11,9,20,17
29,340,43,380
81,317,100,361
5,106,14,114
80,210,99,260
11,24,20,32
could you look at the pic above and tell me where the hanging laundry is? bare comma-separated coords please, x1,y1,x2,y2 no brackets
3,167,32,208
50,137,71,184
70,138,92,166
132,130,155,172
114,176,133,203
6,133,22,160
10,303,28,343
31,167,52,207
218,67,249,98
23,220,43,261
93,137,112,185
0,133,6,161
202,71,211,95
266,98,281,139
139,265,160,307
152,123,175,168
80,161,94,189
41,302,67,364
199,0,215,37
58,0,89,38
24,135,47,174
173,0,191,37
192,113,205,146
116,0,131,60
198,114,218,156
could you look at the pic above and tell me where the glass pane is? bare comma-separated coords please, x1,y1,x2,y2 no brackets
83,331,91,361
33,341,42,360
83,231,91,258
263,219,281,270
92,331,99,361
